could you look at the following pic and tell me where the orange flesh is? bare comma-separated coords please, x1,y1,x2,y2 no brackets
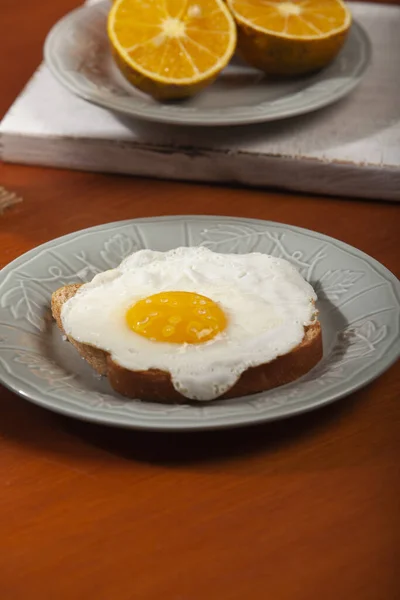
110,0,235,80
230,0,349,37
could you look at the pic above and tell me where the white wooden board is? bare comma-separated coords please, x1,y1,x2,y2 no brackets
0,2,399,201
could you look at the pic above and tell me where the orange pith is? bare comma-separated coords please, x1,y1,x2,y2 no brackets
227,0,352,76
229,0,350,38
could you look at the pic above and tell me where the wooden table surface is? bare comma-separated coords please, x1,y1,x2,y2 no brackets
1,2,399,599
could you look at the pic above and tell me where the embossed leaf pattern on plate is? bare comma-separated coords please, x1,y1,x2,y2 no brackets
12,350,125,407
243,318,390,409
1,283,49,331
100,232,141,268
0,217,399,430
201,226,327,281
0,233,142,331
314,269,364,301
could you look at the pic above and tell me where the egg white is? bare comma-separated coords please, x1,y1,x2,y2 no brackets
61,247,317,400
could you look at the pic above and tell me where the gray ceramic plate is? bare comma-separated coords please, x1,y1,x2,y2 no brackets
44,1,371,126
0,216,399,431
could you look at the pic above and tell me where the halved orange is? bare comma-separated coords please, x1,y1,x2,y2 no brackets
108,0,237,99
227,0,352,76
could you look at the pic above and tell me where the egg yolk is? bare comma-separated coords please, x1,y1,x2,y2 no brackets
126,291,227,344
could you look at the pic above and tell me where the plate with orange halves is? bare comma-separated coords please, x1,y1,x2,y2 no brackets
0,216,399,431
44,0,370,126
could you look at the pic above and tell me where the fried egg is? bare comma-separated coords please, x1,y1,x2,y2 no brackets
61,247,318,400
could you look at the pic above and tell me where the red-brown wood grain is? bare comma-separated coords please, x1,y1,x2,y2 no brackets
1,2,400,600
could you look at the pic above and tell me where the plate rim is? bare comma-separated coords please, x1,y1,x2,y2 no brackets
43,0,372,126
1,215,399,431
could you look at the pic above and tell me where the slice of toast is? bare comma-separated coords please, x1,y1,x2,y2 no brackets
52,284,322,403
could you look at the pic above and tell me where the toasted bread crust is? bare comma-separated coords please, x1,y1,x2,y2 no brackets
51,284,322,403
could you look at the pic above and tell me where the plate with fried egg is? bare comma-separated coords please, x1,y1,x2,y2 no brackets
0,216,399,430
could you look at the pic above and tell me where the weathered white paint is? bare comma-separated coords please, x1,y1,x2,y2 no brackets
0,2,399,201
